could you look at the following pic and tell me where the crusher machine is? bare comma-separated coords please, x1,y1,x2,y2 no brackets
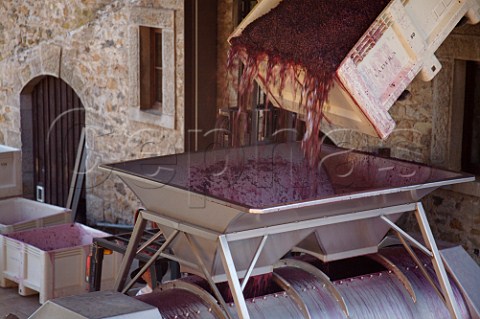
100,142,478,319
32,0,480,318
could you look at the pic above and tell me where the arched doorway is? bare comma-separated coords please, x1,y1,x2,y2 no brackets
21,76,86,221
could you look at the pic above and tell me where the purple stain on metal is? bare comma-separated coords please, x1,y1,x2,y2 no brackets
188,157,335,208
104,142,469,211
274,267,346,319
380,247,471,319
186,146,443,208
335,271,417,319
245,294,304,318
134,248,472,318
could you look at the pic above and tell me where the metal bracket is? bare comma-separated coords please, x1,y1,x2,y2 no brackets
157,280,229,318
121,229,179,294
218,235,252,319
241,235,269,291
272,272,312,319
367,253,417,302
380,202,462,319
274,259,350,318
185,233,235,319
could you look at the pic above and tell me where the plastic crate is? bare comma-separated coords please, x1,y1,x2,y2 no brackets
0,145,21,199
0,223,122,304
0,197,72,234
230,0,480,138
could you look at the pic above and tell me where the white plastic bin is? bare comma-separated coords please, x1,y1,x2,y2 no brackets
0,223,122,304
0,145,22,198
230,0,480,138
0,197,71,234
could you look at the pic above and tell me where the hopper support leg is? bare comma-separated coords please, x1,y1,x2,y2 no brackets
414,202,462,319
219,235,251,319
122,230,179,293
113,210,147,291
184,233,234,319
382,202,462,319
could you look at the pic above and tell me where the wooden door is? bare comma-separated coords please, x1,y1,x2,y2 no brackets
31,76,85,208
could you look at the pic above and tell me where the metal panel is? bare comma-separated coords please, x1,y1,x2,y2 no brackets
441,246,480,319
30,291,162,319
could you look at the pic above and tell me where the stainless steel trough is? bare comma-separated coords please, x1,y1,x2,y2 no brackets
101,142,472,277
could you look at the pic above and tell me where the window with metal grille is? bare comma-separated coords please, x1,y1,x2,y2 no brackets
140,26,163,114
462,60,480,175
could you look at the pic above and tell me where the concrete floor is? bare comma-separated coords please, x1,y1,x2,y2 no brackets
0,287,41,319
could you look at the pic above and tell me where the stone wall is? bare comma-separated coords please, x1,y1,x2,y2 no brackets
0,0,185,225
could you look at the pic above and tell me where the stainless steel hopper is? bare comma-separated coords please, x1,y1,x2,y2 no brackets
100,142,474,319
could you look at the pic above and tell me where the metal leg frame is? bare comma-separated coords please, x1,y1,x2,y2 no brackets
415,202,462,319
184,233,234,319
219,235,251,319
241,235,269,291
113,212,147,291
382,202,462,319
122,230,179,294
394,231,444,301
114,204,419,319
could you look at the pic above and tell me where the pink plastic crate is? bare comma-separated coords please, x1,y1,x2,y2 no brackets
0,223,121,303
0,197,71,234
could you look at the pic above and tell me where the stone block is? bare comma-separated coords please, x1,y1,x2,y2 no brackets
40,43,62,76
19,65,32,87
86,193,104,224
70,73,86,96
130,7,174,28
128,26,139,108
60,47,78,86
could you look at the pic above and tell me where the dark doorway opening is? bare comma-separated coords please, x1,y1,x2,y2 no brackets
462,61,480,175
21,76,86,223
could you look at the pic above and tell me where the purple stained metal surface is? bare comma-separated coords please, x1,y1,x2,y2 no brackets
136,247,471,319
273,266,346,319
102,142,472,210
188,158,335,209
239,293,305,319
379,247,471,319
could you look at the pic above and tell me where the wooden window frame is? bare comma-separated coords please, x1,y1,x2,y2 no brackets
140,26,163,114
128,8,175,129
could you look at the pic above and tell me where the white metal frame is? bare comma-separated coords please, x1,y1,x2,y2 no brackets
113,202,461,319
